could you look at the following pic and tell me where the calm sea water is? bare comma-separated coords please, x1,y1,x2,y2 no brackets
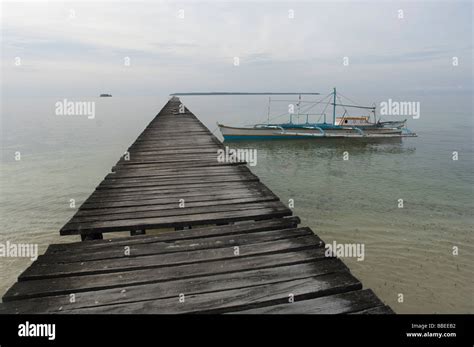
1,95,472,313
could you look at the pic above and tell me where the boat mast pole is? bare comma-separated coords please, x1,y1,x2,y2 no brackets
332,87,337,125
373,103,377,123
297,94,301,123
267,97,271,124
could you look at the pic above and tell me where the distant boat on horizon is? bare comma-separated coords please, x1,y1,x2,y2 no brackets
100,93,112,97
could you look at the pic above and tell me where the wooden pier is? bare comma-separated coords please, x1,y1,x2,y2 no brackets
0,97,392,314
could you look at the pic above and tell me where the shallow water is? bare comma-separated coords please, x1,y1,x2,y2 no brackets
1,95,472,313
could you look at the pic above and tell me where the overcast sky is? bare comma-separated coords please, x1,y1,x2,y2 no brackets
1,0,472,98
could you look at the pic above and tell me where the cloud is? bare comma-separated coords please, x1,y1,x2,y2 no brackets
1,1,471,97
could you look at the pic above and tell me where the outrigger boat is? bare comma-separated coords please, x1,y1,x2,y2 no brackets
217,88,417,141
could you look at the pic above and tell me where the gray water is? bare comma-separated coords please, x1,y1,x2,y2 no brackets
1,95,473,313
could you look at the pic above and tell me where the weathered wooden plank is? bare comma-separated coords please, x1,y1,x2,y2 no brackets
116,160,243,168
106,170,258,184
20,234,323,280
130,140,218,147
350,305,395,314
122,150,221,158
100,172,258,186
133,138,215,144
66,201,289,224
133,132,215,137
105,165,249,179
92,179,263,193
136,133,213,138
38,228,318,263
104,169,253,182
3,250,341,301
81,190,276,210
61,203,292,235
61,208,291,235
136,128,213,135
97,172,258,189
84,181,266,200
137,129,211,134
82,189,266,205
126,148,219,156
106,169,245,180
48,217,301,253
116,158,233,167
63,272,362,314
75,197,278,219
234,289,385,314
0,261,344,314
120,153,222,160
127,142,222,152
128,140,217,147
112,161,241,172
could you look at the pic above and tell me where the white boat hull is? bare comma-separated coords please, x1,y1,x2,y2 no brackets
218,124,413,141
